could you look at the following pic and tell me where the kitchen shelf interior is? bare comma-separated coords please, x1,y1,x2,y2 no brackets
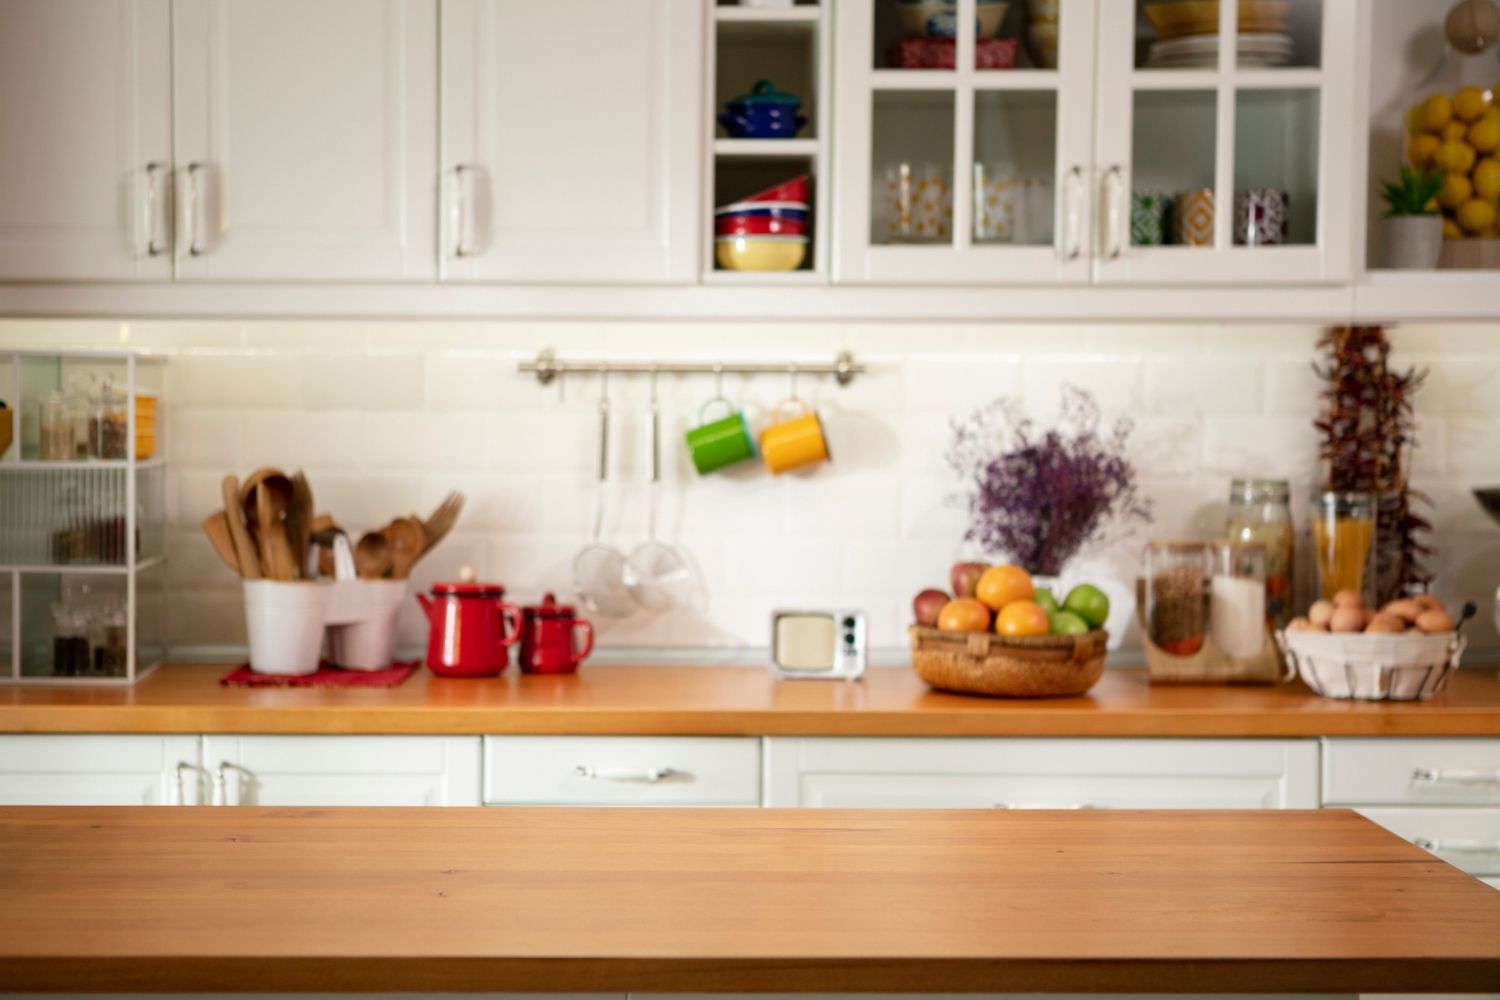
872,0,1050,72
9,565,166,681
871,90,956,246
716,19,819,140
1130,0,1322,71
1235,87,1320,245
974,89,1057,245
1131,89,1217,244
713,154,818,273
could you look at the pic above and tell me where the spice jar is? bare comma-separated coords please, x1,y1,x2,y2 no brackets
1145,541,1208,657
1224,478,1293,628
1210,541,1267,661
51,602,89,676
89,379,128,460
39,390,74,461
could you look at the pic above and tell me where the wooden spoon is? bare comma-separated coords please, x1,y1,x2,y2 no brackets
354,531,392,579
288,472,314,580
383,516,426,580
220,475,261,580
255,485,297,581
201,510,242,576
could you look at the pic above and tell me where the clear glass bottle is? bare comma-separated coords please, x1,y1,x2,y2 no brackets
1210,540,1267,661
39,390,74,461
1144,540,1209,657
1225,478,1294,628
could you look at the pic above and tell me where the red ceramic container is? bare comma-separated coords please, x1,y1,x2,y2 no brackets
518,593,595,675
741,174,810,205
714,215,807,237
416,578,521,677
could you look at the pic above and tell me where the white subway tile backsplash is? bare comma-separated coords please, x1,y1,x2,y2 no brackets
8,317,1495,659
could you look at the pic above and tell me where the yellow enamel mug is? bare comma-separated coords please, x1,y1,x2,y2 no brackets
759,400,830,474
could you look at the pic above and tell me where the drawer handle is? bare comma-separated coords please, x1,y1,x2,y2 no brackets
993,802,1095,810
574,765,678,784
1415,837,1500,859
174,761,209,805
1411,768,1500,787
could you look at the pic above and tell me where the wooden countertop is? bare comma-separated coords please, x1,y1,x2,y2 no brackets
4,663,1500,737
2,807,1498,994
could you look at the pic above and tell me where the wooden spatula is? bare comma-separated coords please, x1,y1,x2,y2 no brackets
221,475,261,580
201,510,242,576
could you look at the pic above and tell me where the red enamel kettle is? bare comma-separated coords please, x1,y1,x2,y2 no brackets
417,569,521,677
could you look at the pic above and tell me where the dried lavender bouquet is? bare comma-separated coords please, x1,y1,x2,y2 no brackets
948,385,1151,577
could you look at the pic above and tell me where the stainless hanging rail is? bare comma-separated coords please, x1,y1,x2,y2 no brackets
519,350,865,386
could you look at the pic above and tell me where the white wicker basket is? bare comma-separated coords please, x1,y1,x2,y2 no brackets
1275,628,1466,701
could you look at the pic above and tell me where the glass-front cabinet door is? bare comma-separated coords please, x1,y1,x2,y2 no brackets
833,0,1096,283
1092,0,1354,284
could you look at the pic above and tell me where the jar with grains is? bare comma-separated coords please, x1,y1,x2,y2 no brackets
89,380,128,460
1145,540,1209,657
1225,478,1293,628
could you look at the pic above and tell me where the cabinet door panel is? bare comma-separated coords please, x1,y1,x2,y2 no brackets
203,735,481,806
0,734,197,805
440,0,699,283
0,0,172,280
172,0,437,280
483,736,760,807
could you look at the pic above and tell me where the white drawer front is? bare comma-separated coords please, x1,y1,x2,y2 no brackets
1357,807,1500,877
1324,739,1500,806
764,738,1319,809
483,736,760,807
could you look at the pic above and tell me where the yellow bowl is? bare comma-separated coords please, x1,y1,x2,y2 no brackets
715,236,807,272
1145,0,1288,39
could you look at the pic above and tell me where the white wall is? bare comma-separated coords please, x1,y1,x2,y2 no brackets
2,318,1497,661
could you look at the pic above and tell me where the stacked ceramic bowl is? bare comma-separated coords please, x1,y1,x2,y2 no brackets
715,175,810,272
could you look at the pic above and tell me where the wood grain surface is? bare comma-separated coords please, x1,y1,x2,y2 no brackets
1,807,1498,993
3,663,1500,737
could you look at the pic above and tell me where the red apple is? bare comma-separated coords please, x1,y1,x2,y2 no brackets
913,588,950,627
950,562,988,599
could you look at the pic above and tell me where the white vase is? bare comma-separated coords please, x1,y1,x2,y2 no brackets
1381,215,1443,269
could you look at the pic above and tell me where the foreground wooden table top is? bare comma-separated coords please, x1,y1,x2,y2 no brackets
3,663,1500,736
1,807,1498,994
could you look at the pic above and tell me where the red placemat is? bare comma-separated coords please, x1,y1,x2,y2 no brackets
219,661,419,687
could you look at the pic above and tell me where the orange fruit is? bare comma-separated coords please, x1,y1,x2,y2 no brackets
996,600,1051,637
974,564,1034,611
937,597,993,634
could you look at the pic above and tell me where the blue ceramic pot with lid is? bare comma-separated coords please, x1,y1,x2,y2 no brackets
718,79,807,139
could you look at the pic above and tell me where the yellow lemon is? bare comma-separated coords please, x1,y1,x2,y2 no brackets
1422,93,1454,131
1443,217,1464,239
1474,157,1500,200
1443,120,1470,143
1408,133,1441,166
1469,116,1500,153
1405,103,1426,134
1440,172,1474,208
1458,197,1497,233
1454,86,1489,123
1436,139,1478,174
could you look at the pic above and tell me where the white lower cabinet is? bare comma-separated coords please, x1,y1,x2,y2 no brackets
763,738,1319,809
202,735,481,807
0,734,198,805
484,736,760,807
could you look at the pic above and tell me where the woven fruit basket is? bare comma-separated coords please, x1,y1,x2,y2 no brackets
909,625,1109,698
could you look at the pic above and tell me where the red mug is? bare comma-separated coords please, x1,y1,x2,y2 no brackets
518,593,594,675
416,577,521,678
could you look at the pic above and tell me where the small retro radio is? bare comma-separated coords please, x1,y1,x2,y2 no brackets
768,609,867,681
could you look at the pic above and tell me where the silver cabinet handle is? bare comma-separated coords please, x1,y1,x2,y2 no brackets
1412,768,1500,786
142,162,170,256
993,802,1095,810
178,162,215,256
174,761,209,805
216,761,255,805
451,163,489,257
1101,164,1124,260
1415,837,1500,859
1061,164,1084,262
574,765,678,784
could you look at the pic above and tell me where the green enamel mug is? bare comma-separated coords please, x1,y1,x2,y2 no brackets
685,397,757,475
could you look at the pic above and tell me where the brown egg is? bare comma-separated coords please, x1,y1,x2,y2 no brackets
1332,589,1365,609
1382,599,1424,623
1286,616,1314,632
1366,613,1408,634
1307,600,1335,628
1330,606,1368,633
1415,608,1456,633
1412,594,1443,612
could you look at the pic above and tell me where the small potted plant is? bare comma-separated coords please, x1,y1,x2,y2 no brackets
1379,165,1445,269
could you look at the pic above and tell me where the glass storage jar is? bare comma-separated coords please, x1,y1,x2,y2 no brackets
1144,540,1209,657
1224,478,1294,628
1209,540,1267,661
89,379,128,460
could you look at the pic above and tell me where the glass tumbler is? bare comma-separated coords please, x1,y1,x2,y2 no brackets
1310,490,1376,605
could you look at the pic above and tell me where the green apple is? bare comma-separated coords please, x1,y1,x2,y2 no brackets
1033,587,1060,614
1049,610,1090,636
1063,583,1110,629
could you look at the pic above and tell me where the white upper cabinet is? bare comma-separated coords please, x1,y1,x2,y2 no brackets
1092,0,1355,284
833,0,1098,284
439,0,701,283
0,0,173,280
171,0,438,281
